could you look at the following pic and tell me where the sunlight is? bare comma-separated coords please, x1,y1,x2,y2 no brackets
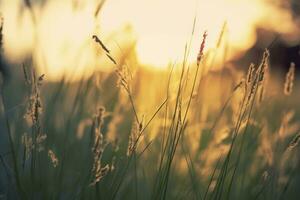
101,0,299,67
35,0,95,78
0,0,299,80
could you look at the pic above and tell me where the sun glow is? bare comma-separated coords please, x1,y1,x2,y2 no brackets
0,0,299,80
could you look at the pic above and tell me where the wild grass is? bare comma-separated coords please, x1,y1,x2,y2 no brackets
0,8,300,200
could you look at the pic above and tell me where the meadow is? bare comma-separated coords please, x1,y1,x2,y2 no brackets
1,1,300,200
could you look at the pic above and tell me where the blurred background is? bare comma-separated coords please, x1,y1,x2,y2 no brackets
0,0,300,199
0,0,299,80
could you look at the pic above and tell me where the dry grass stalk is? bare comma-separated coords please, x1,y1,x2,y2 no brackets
115,64,140,126
94,0,107,18
246,63,255,86
216,22,227,48
246,49,269,103
92,35,117,64
257,49,270,83
127,121,139,156
24,69,45,125
90,107,110,186
115,65,131,92
197,31,208,66
284,62,295,96
22,66,47,169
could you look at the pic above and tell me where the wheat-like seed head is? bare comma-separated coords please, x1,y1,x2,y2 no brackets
197,31,208,67
284,62,296,96
257,49,270,83
246,49,270,104
246,63,255,86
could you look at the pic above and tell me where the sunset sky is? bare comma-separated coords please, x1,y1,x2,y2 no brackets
0,0,299,80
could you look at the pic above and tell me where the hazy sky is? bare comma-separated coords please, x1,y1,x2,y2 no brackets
0,0,299,79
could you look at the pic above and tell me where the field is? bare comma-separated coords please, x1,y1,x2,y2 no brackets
0,1,300,200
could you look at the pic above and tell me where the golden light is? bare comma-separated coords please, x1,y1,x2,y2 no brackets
34,0,95,78
0,0,299,80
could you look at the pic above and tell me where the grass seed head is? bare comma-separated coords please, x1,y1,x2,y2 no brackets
284,62,296,96
246,63,255,86
48,149,59,168
90,106,110,185
197,31,208,66
257,49,270,83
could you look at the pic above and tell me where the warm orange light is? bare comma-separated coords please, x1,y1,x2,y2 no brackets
0,0,299,80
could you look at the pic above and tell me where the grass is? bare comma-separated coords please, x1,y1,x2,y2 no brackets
1,6,300,200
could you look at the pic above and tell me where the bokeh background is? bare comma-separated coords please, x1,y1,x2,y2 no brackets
0,0,300,199
0,0,299,79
